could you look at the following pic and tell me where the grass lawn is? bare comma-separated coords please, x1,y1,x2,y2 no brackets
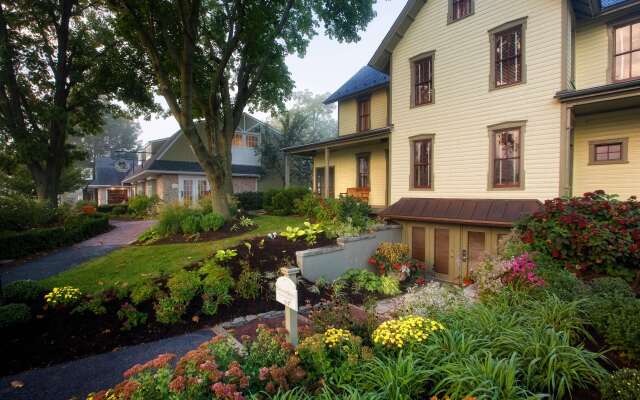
42,215,304,293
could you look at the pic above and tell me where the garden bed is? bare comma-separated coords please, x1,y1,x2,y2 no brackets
137,221,257,245
0,234,337,376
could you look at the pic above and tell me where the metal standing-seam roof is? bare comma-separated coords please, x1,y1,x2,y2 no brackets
380,198,542,228
323,66,390,104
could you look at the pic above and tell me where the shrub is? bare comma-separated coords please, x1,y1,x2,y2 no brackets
180,213,202,235
0,303,31,329
111,205,128,215
117,303,148,331
600,368,640,400
44,286,82,307
516,191,640,277
214,249,238,263
585,292,640,360
197,193,214,213
201,212,225,232
236,265,261,300
354,352,430,399
127,195,158,217
71,295,107,316
2,280,47,304
136,228,160,244
397,281,470,317
535,265,587,301
154,296,187,324
156,204,192,236
0,192,57,231
130,283,158,305
336,269,382,295
296,194,373,238
167,270,201,304
200,262,234,316
264,187,310,215
589,276,634,299
236,191,263,210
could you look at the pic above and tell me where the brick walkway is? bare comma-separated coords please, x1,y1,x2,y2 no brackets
1,220,156,285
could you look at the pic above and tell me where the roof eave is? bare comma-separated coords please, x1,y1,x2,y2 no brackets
323,82,390,105
282,127,391,155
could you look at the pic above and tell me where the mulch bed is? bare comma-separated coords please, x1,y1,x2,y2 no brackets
0,234,337,377
140,221,256,245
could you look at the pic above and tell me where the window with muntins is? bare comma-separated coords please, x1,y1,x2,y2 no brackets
614,22,640,81
492,128,521,187
494,26,523,87
246,134,258,148
357,98,371,132
414,57,433,106
232,133,244,147
357,154,370,188
413,139,432,188
595,142,622,161
451,0,472,21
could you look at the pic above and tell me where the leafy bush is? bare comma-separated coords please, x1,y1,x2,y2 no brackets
263,187,310,215
236,265,261,300
516,191,640,277
0,192,57,232
167,270,201,304
236,191,263,210
200,262,234,316
600,368,640,400
589,276,634,299
0,303,31,329
201,212,225,232
180,213,202,235
130,283,159,305
0,213,110,259
117,303,148,331
111,205,128,215
535,265,587,301
2,280,47,304
214,249,238,263
71,295,107,316
156,204,226,237
280,222,323,244
44,286,82,307
127,195,158,217
336,269,382,295
296,193,373,237
369,242,425,278
156,204,189,236
154,296,187,324
136,227,161,244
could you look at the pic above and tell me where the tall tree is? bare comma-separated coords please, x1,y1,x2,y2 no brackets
259,90,336,186
73,115,142,162
0,0,156,206
107,0,375,217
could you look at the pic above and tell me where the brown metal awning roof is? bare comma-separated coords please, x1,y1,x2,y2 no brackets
379,198,542,228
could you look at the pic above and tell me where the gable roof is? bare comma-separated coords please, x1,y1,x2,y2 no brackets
368,0,639,71
323,66,390,104
88,157,133,187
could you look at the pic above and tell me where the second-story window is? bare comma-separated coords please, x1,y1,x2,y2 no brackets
450,0,472,22
613,22,640,81
413,56,434,106
357,98,371,132
412,139,432,189
246,134,258,148
232,133,244,146
493,25,523,87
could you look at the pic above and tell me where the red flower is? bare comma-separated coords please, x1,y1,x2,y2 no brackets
368,257,377,266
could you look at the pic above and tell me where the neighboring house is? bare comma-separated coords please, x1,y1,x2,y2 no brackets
123,113,282,204
86,157,134,205
284,0,640,283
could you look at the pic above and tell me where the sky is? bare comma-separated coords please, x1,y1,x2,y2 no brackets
137,0,406,143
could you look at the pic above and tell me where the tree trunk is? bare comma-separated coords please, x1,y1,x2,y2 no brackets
30,165,60,207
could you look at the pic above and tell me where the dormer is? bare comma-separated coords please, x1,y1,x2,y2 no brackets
324,66,390,136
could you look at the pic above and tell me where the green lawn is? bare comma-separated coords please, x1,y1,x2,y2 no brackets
42,215,304,293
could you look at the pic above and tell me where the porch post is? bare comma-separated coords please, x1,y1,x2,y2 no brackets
284,153,290,188
324,147,330,198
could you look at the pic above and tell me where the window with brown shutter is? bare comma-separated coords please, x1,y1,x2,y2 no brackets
356,154,370,188
492,128,521,188
412,139,432,189
357,98,371,132
613,21,640,81
493,25,524,87
413,56,434,106
450,0,472,22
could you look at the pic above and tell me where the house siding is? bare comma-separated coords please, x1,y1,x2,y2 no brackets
157,175,179,203
313,142,388,207
389,0,564,202
575,21,609,90
338,87,388,135
572,108,640,200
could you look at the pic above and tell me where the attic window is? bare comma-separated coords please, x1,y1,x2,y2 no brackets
449,0,473,22
232,133,243,147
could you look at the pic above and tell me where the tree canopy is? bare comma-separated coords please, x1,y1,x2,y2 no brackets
72,115,142,162
0,0,156,205
107,0,375,216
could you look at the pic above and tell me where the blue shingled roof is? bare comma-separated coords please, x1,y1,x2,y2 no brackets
601,0,627,7
324,66,389,104
89,157,133,187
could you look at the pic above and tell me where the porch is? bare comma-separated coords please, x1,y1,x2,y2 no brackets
283,127,390,209
557,80,640,199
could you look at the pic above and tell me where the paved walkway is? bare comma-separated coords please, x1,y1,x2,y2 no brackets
0,327,216,400
1,220,155,286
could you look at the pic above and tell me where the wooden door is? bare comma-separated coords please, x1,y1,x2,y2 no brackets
432,225,460,282
462,228,489,278
411,226,426,262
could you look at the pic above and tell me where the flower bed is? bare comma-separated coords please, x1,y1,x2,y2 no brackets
0,232,336,376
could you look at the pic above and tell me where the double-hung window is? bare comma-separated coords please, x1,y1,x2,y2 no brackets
492,23,524,88
491,128,522,188
357,98,371,132
413,56,434,106
412,139,433,189
613,21,640,81
356,154,370,188
450,0,472,22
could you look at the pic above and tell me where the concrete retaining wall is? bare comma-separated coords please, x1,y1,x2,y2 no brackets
296,224,402,282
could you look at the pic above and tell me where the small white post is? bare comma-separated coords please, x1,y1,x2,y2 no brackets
276,267,300,345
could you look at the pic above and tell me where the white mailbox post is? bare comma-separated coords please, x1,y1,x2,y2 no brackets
276,267,300,345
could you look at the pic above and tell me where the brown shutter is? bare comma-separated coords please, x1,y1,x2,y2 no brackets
434,228,450,274
411,227,426,262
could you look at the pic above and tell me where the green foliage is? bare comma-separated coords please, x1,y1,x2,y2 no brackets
354,352,430,400
127,195,158,218
264,188,310,215
201,213,226,232
0,193,57,232
136,227,161,244
243,326,291,380
2,280,47,305
0,303,31,330
236,265,261,300
515,191,640,276
156,204,191,236
180,214,203,235
130,283,158,305
167,270,201,304
156,204,226,236
214,249,238,263
600,369,640,400
117,303,148,331
535,265,588,301
236,192,264,210
337,269,382,295
154,296,187,324
0,213,110,259
71,295,107,316
200,262,234,316
296,194,372,237
379,275,401,296
589,276,634,299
